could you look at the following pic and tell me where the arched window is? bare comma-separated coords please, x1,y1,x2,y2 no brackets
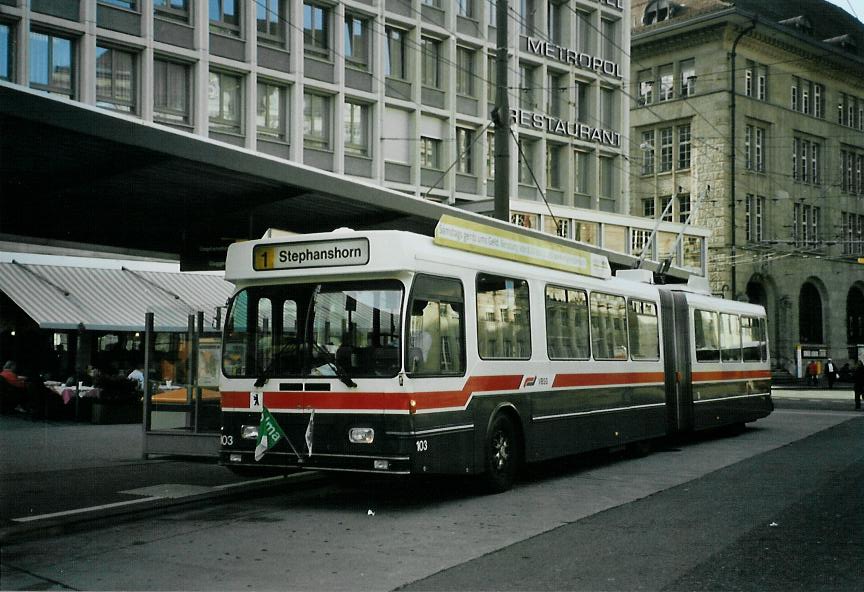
799,283,823,344
746,280,766,306
847,286,864,345
642,0,678,26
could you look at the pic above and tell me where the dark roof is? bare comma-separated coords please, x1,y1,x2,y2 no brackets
633,0,864,56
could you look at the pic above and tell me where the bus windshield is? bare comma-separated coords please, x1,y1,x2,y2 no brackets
222,280,403,381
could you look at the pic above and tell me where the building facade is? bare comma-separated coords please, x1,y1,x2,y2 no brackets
0,0,710,274
630,0,864,375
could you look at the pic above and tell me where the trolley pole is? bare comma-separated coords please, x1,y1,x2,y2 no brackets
493,0,510,222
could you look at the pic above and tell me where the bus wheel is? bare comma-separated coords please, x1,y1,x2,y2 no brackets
481,414,520,493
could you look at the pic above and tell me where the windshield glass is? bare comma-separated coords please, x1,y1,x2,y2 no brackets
222,281,403,380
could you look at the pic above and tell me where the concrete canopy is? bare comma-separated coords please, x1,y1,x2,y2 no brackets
0,82,690,279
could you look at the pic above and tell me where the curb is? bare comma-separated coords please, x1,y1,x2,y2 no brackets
0,471,325,544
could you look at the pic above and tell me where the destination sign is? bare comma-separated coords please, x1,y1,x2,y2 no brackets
253,238,370,271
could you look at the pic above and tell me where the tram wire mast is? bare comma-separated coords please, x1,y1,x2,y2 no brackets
492,0,511,222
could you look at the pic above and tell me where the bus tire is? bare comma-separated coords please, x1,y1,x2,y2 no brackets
481,413,520,494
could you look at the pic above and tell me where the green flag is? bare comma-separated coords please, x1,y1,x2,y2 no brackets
254,407,286,461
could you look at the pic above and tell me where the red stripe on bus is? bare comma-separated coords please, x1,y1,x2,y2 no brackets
552,372,665,389
220,374,524,412
692,369,771,383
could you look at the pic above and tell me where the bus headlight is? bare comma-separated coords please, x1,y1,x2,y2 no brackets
241,425,259,440
349,427,375,444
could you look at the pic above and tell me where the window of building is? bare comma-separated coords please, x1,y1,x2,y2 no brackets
210,0,241,37
209,70,242,134
640,130,654,175
519,63,537,110
628,299,660,361
457,0,474,18
486,131,495,179
599,156,615,199
746,124,765,173
546,143,563,188
487,0,497,26
745,194,764,243
600,18,617,62
677,123,691,169
487,54,496,100
590,292,628,360
547,1,563,44
520,0,535,36
791,76,799,111
96,45,136,113
545,286,589,359
757,69,766,101
456,46,475,97
100,0,137,9
796,137,822,185
303,91,330,149
679,58,695,97
154,0,189,23
344,13,369,70
421,37,441,88
658,63,673,101
547,71,565,118
574,150,590,195
802,80,811,114
814,83,824,118
678,193,691,223
257,81,286,141
659,127,672,172
642,198,655,218
303,2,329,57
638,69,653,105
660,195,673,221
407,275,465,376
600,87,616,129
384,27,406,79
456,127,474,174
344,99,369,156
477,274,531,359
575,80,588,122
29,31,73,97
1,22,12,82
257,0,285,44
518,137,537,184
420,136,441,169
794,203,821,247
744,61,753,97
575,9,592,53
154,58,190,125
631,228,651,258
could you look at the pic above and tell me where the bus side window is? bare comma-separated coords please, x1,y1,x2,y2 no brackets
590,292,628,360
476,274,531,360
407,275,465,376
694,309,720,362
742,316,766,362
720,313,742,362
545,285,589,359
628,299,660,361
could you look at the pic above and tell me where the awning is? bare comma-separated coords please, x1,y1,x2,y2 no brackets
0,261,234,332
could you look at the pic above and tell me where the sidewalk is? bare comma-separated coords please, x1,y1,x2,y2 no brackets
0,414,315,542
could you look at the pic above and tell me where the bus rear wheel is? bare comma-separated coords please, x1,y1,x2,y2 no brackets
481,414,520,493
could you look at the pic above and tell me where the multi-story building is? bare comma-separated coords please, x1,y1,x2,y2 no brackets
0,0,710,275
630,0,864,374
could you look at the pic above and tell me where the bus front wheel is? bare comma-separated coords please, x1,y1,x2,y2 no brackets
481,413,520,493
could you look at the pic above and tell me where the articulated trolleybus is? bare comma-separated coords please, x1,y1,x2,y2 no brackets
219,215,772,492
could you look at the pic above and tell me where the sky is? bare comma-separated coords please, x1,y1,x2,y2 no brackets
827,0,864,22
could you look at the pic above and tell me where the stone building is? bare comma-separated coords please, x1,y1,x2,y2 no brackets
630,0,864,376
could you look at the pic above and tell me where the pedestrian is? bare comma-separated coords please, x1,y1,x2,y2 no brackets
854,360,864,411
806,360,818,386
127,365,144,390
824,358,837,389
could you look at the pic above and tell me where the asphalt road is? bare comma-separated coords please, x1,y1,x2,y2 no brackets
402,414,864,591
1,408,861,591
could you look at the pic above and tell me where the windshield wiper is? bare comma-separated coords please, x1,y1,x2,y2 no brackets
310,340,357,388
254,338,299,388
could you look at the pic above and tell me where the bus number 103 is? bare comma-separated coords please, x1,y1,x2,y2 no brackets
416,440,428,452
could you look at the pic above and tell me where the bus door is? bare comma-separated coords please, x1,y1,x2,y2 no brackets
660,290,693,433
